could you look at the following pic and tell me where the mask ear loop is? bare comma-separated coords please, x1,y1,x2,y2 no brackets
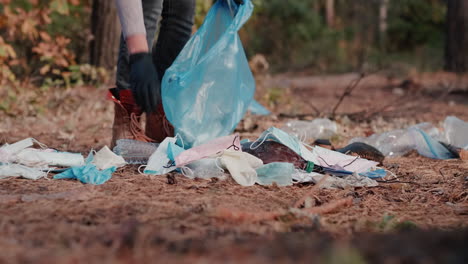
32,138,49,150
175,134,185,149
249,132,272,150
214,157,225,173
138,165,147,175
181,166,195,179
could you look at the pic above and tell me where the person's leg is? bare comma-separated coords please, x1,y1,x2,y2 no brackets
145,0,195,142
111,0,163,148
116,0,163,90
152,0,196,78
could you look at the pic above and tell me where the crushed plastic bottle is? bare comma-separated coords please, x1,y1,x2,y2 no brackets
444,116,468,149
350,123,455,159
113,139,159,164
282,118,337,143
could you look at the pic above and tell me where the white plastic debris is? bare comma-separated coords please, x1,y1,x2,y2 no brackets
219,150,263,186
292,170,378,189
92,146,126,170
282,118,337,142
444,116,468,149
0,164,46,180
16,148,84,167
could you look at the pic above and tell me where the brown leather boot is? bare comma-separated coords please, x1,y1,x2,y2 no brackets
145,104,174,143
108,88,154,149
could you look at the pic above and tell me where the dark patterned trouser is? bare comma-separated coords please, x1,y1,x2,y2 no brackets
116,0,196,90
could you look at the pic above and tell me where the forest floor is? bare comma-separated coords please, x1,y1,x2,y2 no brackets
0,72,467,263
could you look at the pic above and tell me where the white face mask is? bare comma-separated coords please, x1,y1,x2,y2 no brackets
92,146,126,170
0,163,46,180
219,150,263,186
144,137,178,175
0,138,35,163
16,149,85,168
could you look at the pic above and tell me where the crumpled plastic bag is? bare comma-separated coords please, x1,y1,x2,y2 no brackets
161,0,255,147
54,152,115,185
292,170,378,189
219,150,263,186
249,100,271,116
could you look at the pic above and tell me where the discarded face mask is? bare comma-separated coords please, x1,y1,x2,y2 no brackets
92,146,126,170
16,148,85,168
0,138,35,163
176,134,241,167
312,146,378,174
242,141,315,172
54,152,115,185
251,127,302,155
220,150,263,186
256,162,294,186
182,158,225,179
0,163,47,180
144,137,178,175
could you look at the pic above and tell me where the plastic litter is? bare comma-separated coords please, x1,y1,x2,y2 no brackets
242,140,315,172
0,138,34,162
282,118,338,142
249,100,271,116
444,116,468,149
256,162,294,186
54,152,115,185
162,0,255,147
183,158,225,179
113,139,159,164
411,129,455,159
144,137,178,175
176,134,241,167
350,121,463,159
292,170,378,189
219,150,263,186
312,146,379,174
92,146,126,170
16,149,84,168
0,163,46,180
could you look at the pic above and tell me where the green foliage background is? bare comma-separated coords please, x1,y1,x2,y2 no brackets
0,0,447,83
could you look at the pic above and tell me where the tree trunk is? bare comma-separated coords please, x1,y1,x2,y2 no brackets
445,0,468,72
379,0,389,49
326,0,335,28
90,0,120,70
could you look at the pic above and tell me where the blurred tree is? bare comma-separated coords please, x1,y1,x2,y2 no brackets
326,0,335,28
379,0,389,49
445,0,468,72
89,0,119,70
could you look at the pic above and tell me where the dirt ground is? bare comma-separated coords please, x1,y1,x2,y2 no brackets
0,72,467,263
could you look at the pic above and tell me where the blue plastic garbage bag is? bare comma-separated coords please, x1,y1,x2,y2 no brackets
249,100,271,116
162,0,255,148
54,152,115,185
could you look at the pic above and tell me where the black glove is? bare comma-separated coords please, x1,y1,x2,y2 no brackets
219,0,244,5
129,52,160,113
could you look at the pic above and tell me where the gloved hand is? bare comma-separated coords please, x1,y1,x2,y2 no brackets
219,0,244,4
129,52,160,113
